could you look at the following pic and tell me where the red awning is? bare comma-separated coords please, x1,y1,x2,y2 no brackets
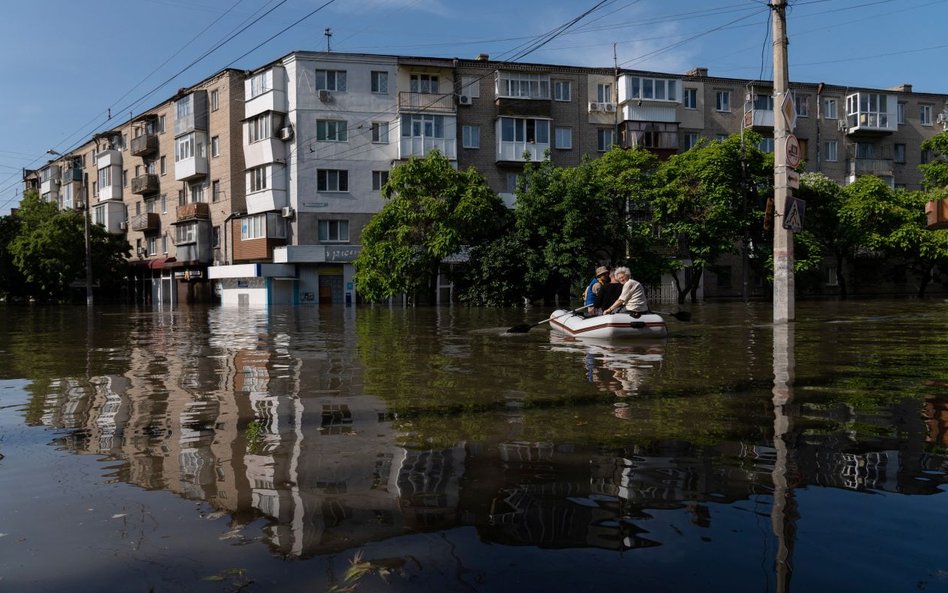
148,256,176,269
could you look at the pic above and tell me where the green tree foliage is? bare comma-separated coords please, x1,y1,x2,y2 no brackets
920,130,948,191
649,134,769,303
354,151,507,304
7,191,129,303
796,173,854,296
0,213,28,301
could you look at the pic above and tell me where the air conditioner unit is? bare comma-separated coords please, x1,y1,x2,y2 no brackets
318,89,331,102
281,206,295,219
278,125,294,141
588,102,602,112
837,119,848,132
119,221,128,231
603,102,616,113
458,95,472,105
937,112,948,124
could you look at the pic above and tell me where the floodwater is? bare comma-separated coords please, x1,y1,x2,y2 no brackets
1,299,947,593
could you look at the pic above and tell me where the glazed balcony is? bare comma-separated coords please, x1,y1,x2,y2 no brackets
131,173,159,195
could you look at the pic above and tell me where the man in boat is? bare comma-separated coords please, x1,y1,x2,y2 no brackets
594,268,624,315
602,266,648,317
583,265,611,316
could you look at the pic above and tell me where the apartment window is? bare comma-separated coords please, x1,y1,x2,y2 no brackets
176,96,192,121
597,128,615,152
498,72,550,99
795,95,809,117
147,236,158,255
855,142,874,159
921,149,932,164
371,122,389,144
122,134,128,150
372,171,389,191
318,219,349,242
248,166,268,193
210,89,220,111
161,194,167,213
211,136,220,157
758,137,775,153
212,179,221,203
146,160,156,175
824,140,838,162
175,135,194,161
460,75,480,98
554,127,572,149
506,173,520,194
553,80,571,102
826,265,838,287
627,76,679,102
316,69,347,92
212,226,221,248
248,114,271,143
402,114,445,138
317,169,349,192
97,167,111,188
683,88,697,109
122,169,128,187
160,155,166,175
753,94,773,110
921,104,933,126
683,133,700,150
136,201,142,215
461,125,480,149
894,143,906,164
157,115,165,133
241,213,268,240
317,119,348,142
178,189,185,206
897,102,906,125
190,182,205,203
715,91,731,112
175,221,198,245
823,98,838,119
596,83,613,104
371,71,388,94
250,71,270,98
410,74,439,94
500,117,549,143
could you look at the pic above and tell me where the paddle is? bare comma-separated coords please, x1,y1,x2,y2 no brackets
506,305,587,334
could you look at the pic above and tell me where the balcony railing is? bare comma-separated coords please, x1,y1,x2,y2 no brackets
398,92,455,113
130,134,159,157
130,212,160,232
131,174,159,195
848,158,894,178
177,201,210,220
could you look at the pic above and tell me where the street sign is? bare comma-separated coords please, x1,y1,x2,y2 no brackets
780,91,797,131
785,134,801,168
787,170,800,189
782,197,805,232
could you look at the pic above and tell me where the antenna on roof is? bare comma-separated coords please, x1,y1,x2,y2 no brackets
325,27,332,52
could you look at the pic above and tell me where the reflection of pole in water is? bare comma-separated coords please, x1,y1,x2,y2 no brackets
772,322,797,593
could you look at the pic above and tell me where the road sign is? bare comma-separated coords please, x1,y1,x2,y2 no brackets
785,134,801,168
782,197,805,232
787,170,799,189
780,91,797,131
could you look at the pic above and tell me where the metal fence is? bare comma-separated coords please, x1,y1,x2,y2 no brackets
646,284,678,304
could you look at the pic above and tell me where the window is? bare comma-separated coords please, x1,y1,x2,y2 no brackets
241,213,274,240
715,91,730,112
497,72,550,99
897,102,906,125
683,133,700,150
506,173,520,194
921,149,932,164
823,98,838,119
190,182,205,203
147,236,158,255
175,135,193,161
175,221,198,244
178,189,185,206
210,89,219,111
248,166,268,193
758,137,775,153
136,201,142,215
146,160,156,174
402,114,445,138
597,128,615,152
318,220,349,242
795,95,809,117
371,71,388,94
249,71,270,98
894,143,906,163
596,83,613,104
212,179,221,203
460,75,480,98
316,69,347,92
500,117,549,143
247,114,271,143
753,94,774,110
161,194,167,213
317,119,348,142
372,171,389,191
97,167,111,188
410,74,439,94
826,265,838,287
824,140,838,162
122,169,128,187
921,104,933,126
160,155,166,175
212,226,221,248
555,127,572,149
211,136,220,157
627,76,679,102
683,88,697,109
855,142,874,159
157,115,165,133
317,169,348,192
462,125,480,149
554,80,571,102
176,96,192,120
371,122,389,144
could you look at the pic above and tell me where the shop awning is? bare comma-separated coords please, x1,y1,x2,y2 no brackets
148,256,176,269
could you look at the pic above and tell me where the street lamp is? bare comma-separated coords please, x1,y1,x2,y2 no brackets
49,149,93,306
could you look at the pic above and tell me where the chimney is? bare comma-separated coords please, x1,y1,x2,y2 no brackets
888,83,912,93
475,53,489,61
686,67,708,78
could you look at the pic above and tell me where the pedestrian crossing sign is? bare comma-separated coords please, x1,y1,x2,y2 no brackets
782,197,805,232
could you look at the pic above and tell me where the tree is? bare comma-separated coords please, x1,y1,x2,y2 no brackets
0,212,28,301
648,134,769,303
796,173,854,297
920,130,948,190
354,151,507,304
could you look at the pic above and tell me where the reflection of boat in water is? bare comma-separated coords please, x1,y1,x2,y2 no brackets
549,309,668,339
550,333,665,400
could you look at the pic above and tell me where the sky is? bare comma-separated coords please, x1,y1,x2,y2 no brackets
2,0,947,216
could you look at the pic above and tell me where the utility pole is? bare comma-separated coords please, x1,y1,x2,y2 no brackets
771,0,794,323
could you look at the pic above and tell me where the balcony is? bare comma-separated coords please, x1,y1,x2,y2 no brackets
847,157,894,178
130,212,160,232
177,201,210,221
398,92,455,113
844,92,897,136
130,133,159,157
131,173,159,195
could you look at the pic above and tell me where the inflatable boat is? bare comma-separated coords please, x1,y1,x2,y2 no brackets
547,309,668,339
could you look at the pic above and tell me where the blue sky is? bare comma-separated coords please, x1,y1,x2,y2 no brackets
2,0,946,215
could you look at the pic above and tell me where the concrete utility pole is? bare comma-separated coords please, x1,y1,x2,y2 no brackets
771,0,794,323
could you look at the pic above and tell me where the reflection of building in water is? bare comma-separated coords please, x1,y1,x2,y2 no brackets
549,333,665,399
923,396,948,446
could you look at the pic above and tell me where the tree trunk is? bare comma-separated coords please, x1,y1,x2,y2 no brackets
835,253,848,299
